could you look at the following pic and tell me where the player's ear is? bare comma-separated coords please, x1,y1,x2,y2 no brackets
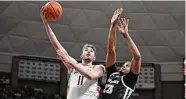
80,53,83,59
93,56,96,61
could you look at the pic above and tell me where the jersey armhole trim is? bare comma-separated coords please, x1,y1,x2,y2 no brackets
98,64,106,73
108,72,120,78
68,68,74,75
121,76,135,91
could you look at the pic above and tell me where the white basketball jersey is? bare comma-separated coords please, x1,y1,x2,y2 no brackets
67,65,103,99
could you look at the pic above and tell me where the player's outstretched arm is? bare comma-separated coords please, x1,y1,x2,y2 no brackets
40,7,75,72
41,7,104,79
117,18,141,74
106,8,123,68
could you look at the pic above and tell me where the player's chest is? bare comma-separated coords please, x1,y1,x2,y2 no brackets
73,67,93,76
107,73,121,85
69,67,94,86
103,73,123,94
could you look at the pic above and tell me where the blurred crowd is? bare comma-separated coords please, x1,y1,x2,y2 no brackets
0,75,65,99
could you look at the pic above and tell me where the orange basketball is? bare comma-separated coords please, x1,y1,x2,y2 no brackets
43,1,63,21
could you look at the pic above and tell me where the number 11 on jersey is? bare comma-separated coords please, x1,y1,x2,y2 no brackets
77,75,84,85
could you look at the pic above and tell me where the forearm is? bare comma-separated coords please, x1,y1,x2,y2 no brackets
124,34,141,59
42,21,68,54
106,25,117,67
118,17,141,74
42,21,73,70
107,24,117,52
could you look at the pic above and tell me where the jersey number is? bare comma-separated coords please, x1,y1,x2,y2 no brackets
103,84,114,94
77,75,84,85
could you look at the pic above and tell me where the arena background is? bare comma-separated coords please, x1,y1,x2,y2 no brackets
0,1,185,99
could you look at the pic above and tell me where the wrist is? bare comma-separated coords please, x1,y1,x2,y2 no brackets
110,23,117,28
41,15,47,23
122,33,130,38
42,19,47,24
111,21,117,27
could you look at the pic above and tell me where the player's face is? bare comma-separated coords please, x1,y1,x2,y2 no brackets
119,62,131,73
81,47,96,61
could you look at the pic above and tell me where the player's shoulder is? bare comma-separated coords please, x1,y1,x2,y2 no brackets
94,64,106,71
94,64,105,68
94,64,104,67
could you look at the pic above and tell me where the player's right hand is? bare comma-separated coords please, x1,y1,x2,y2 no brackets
40,6,47,23
111,8,123,26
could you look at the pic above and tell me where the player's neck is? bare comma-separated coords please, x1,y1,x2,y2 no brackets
82,60,93,66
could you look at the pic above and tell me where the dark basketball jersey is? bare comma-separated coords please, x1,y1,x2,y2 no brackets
102,64,138,99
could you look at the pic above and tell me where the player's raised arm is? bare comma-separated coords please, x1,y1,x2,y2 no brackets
117,18,141,74
41,7,104,79
106,8,123,68
40,7,76,71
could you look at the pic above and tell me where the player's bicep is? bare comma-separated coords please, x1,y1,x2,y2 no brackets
130,58,141,74
105,52,116,68
92,65,105,79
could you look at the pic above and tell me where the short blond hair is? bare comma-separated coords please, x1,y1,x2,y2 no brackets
82,44,96,53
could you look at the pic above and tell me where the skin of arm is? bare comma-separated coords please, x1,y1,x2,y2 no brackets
41,7,104,79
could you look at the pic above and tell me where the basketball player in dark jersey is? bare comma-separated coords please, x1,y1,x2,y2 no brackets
101,8,141,99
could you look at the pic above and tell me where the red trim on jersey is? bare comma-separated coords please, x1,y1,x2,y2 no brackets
184,63,186,75
96,87,101,92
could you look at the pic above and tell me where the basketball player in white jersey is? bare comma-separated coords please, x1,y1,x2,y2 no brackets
101,8,141,99
40,7,105,99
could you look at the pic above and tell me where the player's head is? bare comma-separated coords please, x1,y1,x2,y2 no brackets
80,44,96,62
119,61,131,73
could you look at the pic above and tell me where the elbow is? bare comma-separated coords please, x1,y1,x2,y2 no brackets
87,76,93,80
86,73,98,80
59,56,74,68
85,74,93,80
57,51,69,61
134,54,141,60
107,49,116,56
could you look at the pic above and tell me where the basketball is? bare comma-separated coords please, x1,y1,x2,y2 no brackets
42,1,63,21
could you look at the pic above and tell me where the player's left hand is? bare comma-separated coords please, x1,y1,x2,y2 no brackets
111,8,123,26
117,18,129,38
